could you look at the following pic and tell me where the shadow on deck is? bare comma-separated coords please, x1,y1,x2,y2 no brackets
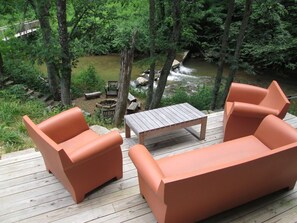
1,111,297,222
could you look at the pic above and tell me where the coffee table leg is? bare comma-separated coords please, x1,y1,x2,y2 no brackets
139,134,144,145
200,118,207,140
125,123,131,138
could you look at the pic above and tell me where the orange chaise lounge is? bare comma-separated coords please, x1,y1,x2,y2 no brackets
23,107,123,203
129,115,297,223
223,80,290,141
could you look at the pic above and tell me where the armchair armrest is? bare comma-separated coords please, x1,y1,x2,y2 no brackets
254,115,297,149
231,102,278,118
38,107,89,144
68,131,123,164
129,144,164,193
226,82,267,104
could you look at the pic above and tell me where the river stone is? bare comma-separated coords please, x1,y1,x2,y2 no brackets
172,59,180,69
135,77,149,86
90,125,110,134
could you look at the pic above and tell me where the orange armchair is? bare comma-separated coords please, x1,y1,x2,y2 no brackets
223,80,290,141
23,107,123,203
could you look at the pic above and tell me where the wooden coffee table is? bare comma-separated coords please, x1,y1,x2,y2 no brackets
124,103,207,144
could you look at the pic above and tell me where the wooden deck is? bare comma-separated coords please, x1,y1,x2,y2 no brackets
1,111,297,223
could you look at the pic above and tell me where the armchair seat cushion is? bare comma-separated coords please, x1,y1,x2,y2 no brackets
59,129,100,156
158,135,270,177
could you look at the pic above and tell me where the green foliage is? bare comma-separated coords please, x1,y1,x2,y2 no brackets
129,87,147,100
189,85,213,110
163,89,189,105
240,0,297,71
289,99,297,116
162,85,212,110
71,65,105,97
4,59,47,92
0,0,36,26
92,110,114,126
0,86,61,155
1,84,28,100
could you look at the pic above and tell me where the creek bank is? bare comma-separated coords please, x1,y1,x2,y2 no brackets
131,52,213,96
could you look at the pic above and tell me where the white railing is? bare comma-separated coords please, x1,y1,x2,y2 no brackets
0,20,40,40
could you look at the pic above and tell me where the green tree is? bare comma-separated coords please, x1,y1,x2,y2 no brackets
211,0,235,110
149,0,182,109
145,0,156,110
29,0,60,100
0,51,3,78
241,0,297,72
221,0,254,105
56,0,72,106
114,33,136,127
108,0,147,126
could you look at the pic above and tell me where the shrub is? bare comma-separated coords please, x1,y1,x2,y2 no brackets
289,99,297,116
4,59,47,93
1,84,28,100
72,65,105,98
189,85,212,110
161,85,212,110
129,87,147,99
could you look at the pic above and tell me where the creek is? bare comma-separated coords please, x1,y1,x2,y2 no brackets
68,54,296,97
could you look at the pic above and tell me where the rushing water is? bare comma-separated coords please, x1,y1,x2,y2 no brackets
41,54,296,96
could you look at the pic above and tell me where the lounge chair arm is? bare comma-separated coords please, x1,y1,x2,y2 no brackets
226,83,267,104
129,144,164,193
67,131,123,164
254,115,297,149
231,102,278,118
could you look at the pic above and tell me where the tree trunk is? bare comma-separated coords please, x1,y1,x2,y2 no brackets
114,33,136,127
56,0,72,106
156,0,165,22
150,0,182,109
210,0,235,110
0,51,4,81
145,0,156,110
150,49,176,109
31,0,60,100
220,0,253,107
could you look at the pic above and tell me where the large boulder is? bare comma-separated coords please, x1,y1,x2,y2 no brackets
135,77,149,86
171,59,180,69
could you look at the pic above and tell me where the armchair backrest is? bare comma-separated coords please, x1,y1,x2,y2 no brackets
107,81,118,91
226,82,267,104
37,107,89,144
23,115,65,170
259,81,290,119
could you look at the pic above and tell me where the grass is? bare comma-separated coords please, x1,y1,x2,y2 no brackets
0,85,118,156
0,86,62,155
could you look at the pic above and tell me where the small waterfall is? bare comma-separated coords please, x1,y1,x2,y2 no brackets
168,65,197,81
179,65,194,74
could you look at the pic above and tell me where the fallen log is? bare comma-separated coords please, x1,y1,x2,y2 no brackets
84,91,102,100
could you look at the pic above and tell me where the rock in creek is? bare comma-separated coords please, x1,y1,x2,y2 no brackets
135,77,149,86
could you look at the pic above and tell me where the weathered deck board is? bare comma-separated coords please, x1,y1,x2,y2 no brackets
0,111,297,223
